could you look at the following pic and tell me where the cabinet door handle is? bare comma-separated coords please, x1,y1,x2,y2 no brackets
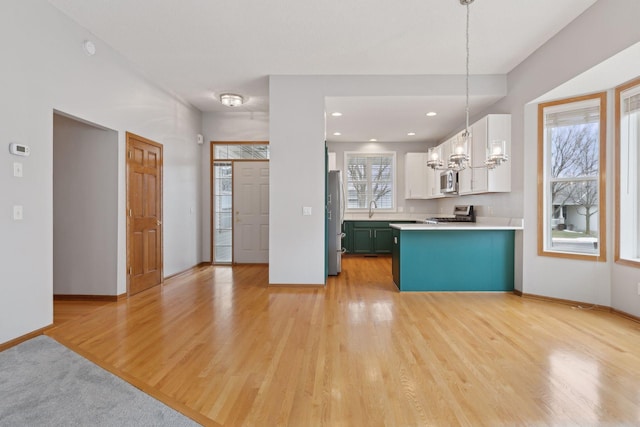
369,230,372,238
374,230,377,238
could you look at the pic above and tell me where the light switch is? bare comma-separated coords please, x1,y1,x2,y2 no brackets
13,205,23,220
302,206,312,216
13,162,23,177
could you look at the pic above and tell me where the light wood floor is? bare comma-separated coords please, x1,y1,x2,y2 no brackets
48,257,640,426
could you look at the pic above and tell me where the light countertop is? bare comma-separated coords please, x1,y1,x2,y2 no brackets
389,217,523,231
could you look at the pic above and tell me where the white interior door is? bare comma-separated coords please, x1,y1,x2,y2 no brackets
233,161,269,263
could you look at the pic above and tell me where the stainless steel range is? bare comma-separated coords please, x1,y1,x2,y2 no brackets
424,205,475,224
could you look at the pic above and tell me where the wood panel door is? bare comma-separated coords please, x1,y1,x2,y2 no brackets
126,132,163,295
233,161,269,263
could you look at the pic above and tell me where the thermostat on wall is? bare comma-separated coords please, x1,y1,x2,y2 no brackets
9,143,30,156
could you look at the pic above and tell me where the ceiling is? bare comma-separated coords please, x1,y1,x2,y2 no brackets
48,0,597,143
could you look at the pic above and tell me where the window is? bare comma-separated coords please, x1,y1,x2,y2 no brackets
616,77,640,266
344,152,395,210
538,93,607,260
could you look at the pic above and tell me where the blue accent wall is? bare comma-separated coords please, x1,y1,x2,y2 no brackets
397,230,515,291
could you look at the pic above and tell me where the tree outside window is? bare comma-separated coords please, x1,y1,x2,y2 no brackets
538,93,607,260
345,152,395,210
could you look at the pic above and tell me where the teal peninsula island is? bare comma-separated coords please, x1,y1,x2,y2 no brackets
390,219,523,292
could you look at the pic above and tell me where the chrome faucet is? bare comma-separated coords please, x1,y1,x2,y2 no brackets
368,200,377,218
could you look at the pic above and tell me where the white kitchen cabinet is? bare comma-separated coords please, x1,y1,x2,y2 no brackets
404,153,428,199
426,167,442,198
327,152,337,171
471,114,511,193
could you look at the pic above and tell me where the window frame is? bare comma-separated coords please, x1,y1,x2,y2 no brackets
615,76,640,267
343,151,397,212
537,92,607,261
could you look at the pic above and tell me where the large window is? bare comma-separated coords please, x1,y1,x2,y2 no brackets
344,152,395,210
616,77,640,266
538,93,607,260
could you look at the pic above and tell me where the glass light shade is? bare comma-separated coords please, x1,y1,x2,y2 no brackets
220,93,244,107
426,147,443,169
449,132,470,170
490,140,505,156
487,139,508,168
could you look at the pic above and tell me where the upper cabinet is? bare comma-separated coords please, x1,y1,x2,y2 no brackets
475,114,511,194
404,114,511,200
405,152,447,200
404,153,429,199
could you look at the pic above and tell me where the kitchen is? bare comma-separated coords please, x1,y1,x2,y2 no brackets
325,103,523,290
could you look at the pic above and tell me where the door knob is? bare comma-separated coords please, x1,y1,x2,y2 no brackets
157,219,162,226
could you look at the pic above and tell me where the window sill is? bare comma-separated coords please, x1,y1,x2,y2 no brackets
615,257,640,268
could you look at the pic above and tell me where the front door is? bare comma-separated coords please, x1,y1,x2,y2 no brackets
233,161,269,263
126,132,163,295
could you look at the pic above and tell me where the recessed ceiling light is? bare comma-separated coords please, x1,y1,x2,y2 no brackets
407,132,416,136
333,132,342,136
426,112,437,117
331,112,343,117
369,138,377,142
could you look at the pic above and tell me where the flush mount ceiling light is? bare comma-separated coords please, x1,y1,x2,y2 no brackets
219,93,244,107
333,132,342,136
426,112,437,117
331,112,343,117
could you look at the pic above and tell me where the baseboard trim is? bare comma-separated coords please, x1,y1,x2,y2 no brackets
515,291,640,323
517,292,610,312
611,308,640,324
0,324,54,352
163,262,211,281
512,289,523,297
54,294,125,302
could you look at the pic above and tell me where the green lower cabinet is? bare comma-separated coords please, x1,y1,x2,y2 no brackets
343,221,413,255
392,228,400,286
373,228,393,254
352,227,374,253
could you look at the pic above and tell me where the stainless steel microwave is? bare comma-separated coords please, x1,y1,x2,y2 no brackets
440,170,458,194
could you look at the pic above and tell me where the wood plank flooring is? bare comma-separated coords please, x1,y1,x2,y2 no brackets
47,257,640,426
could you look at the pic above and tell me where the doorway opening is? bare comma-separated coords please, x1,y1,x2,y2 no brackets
52,111,118,298
210,142,269,264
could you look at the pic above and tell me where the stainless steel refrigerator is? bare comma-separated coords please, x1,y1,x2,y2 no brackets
327,170,344,275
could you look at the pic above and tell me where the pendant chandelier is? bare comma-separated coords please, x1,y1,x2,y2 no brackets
427,0,508,171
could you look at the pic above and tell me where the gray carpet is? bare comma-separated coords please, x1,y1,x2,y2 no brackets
0,336,200,426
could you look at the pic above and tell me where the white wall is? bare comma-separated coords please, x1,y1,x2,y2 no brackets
53,113,118,295
269,75,507,285
501,0,640,311
200,112,269,262
0,0,202,344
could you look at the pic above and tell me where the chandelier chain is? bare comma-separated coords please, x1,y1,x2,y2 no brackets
465,0,470,135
